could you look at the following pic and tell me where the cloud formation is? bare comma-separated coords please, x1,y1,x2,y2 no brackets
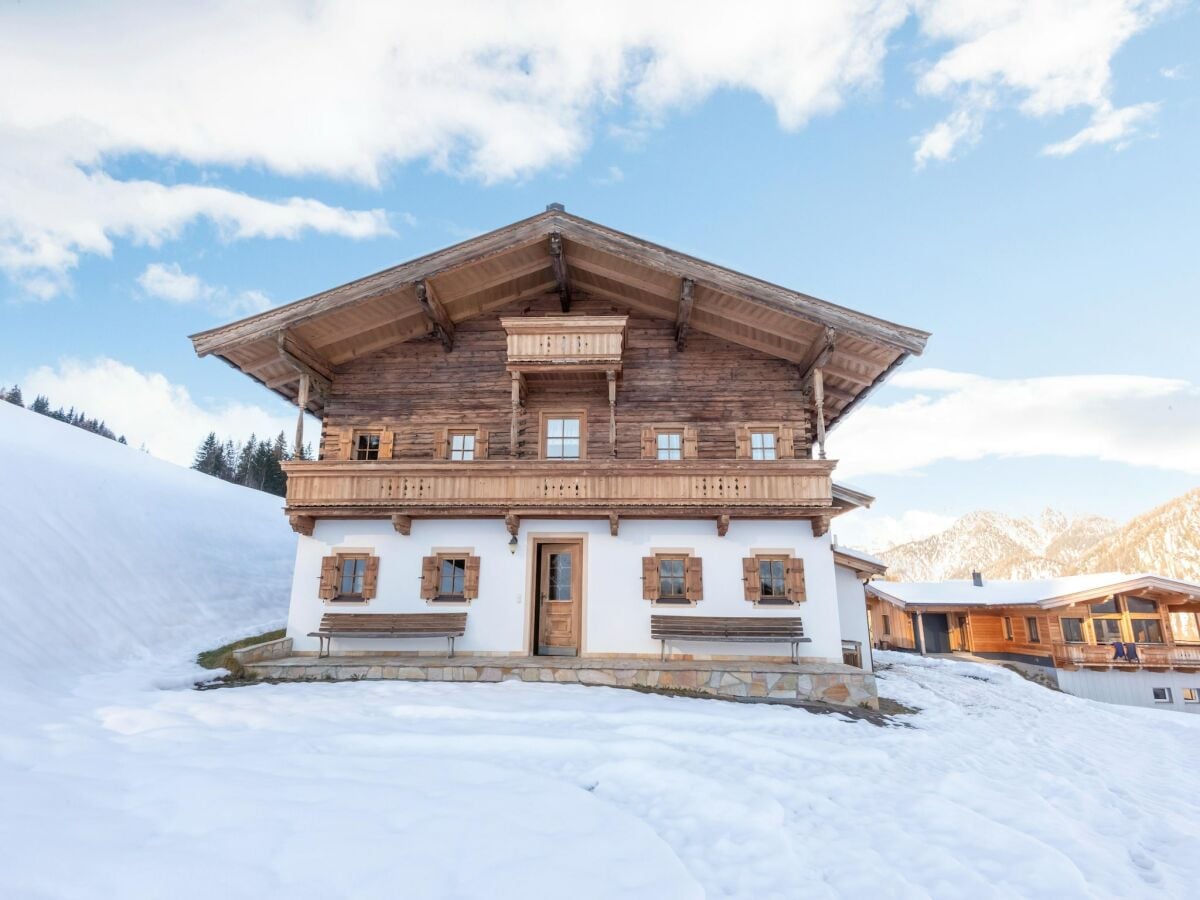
0,1,1170,295
832,368,1200,478
137,263,272,316
21,358,306,466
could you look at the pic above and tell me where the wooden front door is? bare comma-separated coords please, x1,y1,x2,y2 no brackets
536,542,582,656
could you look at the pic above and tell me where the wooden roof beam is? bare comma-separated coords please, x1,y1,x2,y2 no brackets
799,327,836,383
549,232,572,312
276,331,331,397
675,278,695,351
415,280,454,352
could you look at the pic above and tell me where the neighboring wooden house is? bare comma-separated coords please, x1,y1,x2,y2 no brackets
867,573,1200,713
191,206,929,707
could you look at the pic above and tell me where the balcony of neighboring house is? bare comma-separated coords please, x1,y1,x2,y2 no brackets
1051,642,1200,672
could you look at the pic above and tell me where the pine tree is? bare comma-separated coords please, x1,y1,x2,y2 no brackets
30,395,50,414
192,432,222,475
2,385,23,406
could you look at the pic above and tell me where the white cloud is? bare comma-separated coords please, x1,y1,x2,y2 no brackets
912,0,1169,162
593,165,626,186
0,1,1173,293
831,368,1200,478
1160,63,1186,80
834,508,958,554
21,358,312,467
137,263,272,316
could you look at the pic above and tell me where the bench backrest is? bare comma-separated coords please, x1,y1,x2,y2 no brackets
318,612,467,634
650,615,804,639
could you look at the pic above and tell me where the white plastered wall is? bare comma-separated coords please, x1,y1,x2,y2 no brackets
1056,668,1200,714
834,564,873,672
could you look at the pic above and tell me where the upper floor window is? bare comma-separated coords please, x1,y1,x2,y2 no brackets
354,432,381,460
750,430,777,460
736,424,793,460
656,431,682,460
1061,617,1085,643
449,431,476,461
1003,616,1014,641
1171,611,1200,643
545,416,582,459
1026,616,1040,643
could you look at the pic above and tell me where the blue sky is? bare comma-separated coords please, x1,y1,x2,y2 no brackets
1,2,1197,549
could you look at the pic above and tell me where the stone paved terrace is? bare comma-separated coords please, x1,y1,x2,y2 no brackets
242,651,878,709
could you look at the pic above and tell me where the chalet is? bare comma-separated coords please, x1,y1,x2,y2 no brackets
867,573,1200,712
192,206,929,707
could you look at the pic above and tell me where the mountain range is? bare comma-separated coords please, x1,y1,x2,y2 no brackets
875,488,1200,584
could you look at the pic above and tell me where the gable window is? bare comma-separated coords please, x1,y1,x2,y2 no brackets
641,553,703,605
420,553,481,602
318,552,379,603
354,432,381,460
1152,687,1172,703
1003,617,1013,641
1170,612,1200,643
750,430,777,460
742,554,806,606
544,416,582,459
449,431,476,461
656,431,683,460
1125,595,1157,614
1061,617,1085,643
1025,617,1040,643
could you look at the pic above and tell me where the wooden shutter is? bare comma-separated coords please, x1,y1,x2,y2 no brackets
641,556,660,600
463,556,481,599
338,427,355,460
684,556,704,603
433,428,449,460
475,429,489,460
361,556,380,599
318,555,340,599
641,426,656,459
420,555,439,599
377,431,394,461
742,557,761,602
786,558,807,603
778,426,795,459
735,426,751,459
682,426,698,459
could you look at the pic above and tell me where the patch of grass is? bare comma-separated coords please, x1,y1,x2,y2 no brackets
196,629,285,681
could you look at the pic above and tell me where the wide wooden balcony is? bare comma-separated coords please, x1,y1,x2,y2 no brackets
281,458,836,534
1051,642,1200,671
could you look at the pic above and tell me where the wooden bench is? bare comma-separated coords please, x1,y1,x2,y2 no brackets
309,613,467,658
651,615,811,663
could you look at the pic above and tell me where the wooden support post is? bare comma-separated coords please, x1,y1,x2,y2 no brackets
716,514,730,537
391,514,412,536
607,370,617,457
674,277,694,351
609,512,619,536
510,371,525,458
549,232,571,312
812,367,827,460
276,331,332,397
915,611,927,656
294,373,309,458
415,280,454,351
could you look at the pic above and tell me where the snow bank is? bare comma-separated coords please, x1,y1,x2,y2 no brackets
0,402,293,687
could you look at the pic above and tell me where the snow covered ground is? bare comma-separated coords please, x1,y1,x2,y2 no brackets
3,403,1200,899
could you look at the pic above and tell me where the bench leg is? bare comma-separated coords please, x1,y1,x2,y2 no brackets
448,636,455,659
791,641,799,664
661,639,666,662
319,636,328,659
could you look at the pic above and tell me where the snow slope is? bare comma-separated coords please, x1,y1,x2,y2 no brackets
0,401,293,687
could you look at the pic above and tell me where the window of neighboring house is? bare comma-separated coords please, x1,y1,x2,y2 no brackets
545,416,581,459
1061,617,1086,643
354,432,381,460
449,430,476,461
882,614,892,636
1152,687,1173,703
1131,617,1165,644
1183,688,1199,704
1170,611,1200,643
337,555,368,599
758,556,788,603
1003,617,1014,641
657,556,687,603
750,430,777,460
656,431,683,460
438,556,468,599
1093,618,1124,646
1091,596,1119,614
1026,617,1041,643
1125,595,1157,613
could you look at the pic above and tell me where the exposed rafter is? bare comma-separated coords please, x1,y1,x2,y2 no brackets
414,280,454,352
548,232,572,312
276,331,331,397
674,277,695,351
799,327,836,383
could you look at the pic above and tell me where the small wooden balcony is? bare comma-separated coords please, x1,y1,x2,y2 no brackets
501,315,627,375
1051,642,1200,672
281,458,836,534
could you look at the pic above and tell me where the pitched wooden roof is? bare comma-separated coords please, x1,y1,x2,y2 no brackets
190,206,929,423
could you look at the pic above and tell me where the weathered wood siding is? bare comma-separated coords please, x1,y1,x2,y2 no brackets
319,295,811,461
965,611,1055,658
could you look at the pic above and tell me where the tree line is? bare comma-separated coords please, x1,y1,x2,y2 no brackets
191,431,310,498
1,384,128,444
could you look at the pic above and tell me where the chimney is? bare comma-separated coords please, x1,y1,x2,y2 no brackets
546,202,565,212
972,571,984,587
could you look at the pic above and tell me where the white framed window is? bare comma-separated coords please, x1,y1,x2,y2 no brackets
1152,687,1173,703
544,416,582,459
449,431,476,461
750,430,777,460
656,431,682,460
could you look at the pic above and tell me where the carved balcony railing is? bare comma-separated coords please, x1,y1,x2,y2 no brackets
1051,642,1200,670
500,315,628,374
281,458,836,532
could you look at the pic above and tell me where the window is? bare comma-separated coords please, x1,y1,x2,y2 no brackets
750,430,777,460
1171,612,1200,643
1131,618,1164,644
1125,595,1157,614
642,554,702,604
759,557,787,600
1061,617,1085,643
882,614,892,636
544,416,582,459
656,431,682,460
1026,617,1040,643
449,431,476,461
438,557,467,598
1152,687,1173,703
743,554,804,605
1003,617,1013,641
657,557,686,602
1183,688,1199,704
338,556,367,598
1091,596,1119,614
354,432,381,460
1093,618,1124,645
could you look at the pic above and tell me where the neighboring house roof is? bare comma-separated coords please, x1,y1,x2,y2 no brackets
833,546,888,578
867,573,1200,611
190,206,929,426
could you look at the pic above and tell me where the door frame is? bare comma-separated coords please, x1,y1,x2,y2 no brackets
523,533,588,657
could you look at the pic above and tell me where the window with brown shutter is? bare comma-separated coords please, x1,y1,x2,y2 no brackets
641,555,660,600
319,555,339,599
353,432,381,461
420,555,439,600
742,556,761,602
643,553,703,605
320,552,378,602
422,552,481,602
736,424,797,459
744,554,804,605
435,427,489,461
684,556,703,603
642,424,700,460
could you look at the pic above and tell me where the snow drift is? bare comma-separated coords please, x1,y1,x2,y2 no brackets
0,401,294,687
